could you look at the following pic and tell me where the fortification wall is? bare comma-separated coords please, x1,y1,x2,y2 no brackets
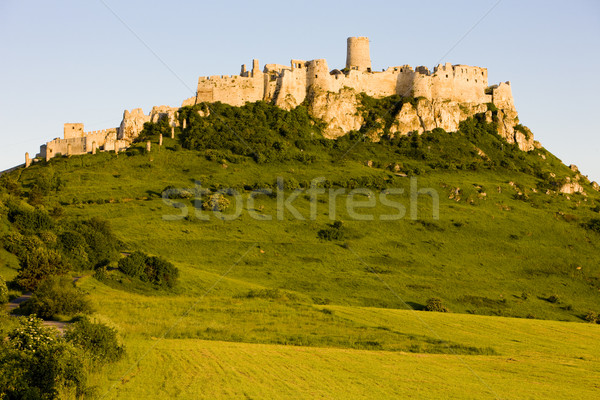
64,123,84,139
196,73,264,106
413,63,490,103
45,137,86,159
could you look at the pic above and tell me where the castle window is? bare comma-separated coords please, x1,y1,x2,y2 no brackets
315,75,318,78
482,72,484,76
446,74,448,78
475,79,477,83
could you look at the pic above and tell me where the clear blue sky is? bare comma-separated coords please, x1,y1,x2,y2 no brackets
1,0,599,181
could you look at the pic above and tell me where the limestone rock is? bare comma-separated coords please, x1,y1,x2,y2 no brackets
496,109,534,152
275,94,301,111
415,98,436,132
592,181,600,192
308,88,363,139
569,164,579,173
559,182,585,195
389,103,422,136
118,108,150,141
150,105,179,126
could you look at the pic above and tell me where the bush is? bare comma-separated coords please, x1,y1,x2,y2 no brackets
584,218,600,234
8,206,54,235
584,311,598,324
23,276,93,319
65,317,124,364
317,221,345,241
202,193,230,212
0,315,87,399
118,251,179,288
425,297,449,312
16,247,69,291
0,275,8,303
547,294,560,304
118,251,147,277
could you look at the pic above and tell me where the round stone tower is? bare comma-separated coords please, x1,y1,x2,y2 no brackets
346,37,371,72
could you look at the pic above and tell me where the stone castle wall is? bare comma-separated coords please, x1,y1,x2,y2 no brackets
42,126,121,161
29,36,529,167
186,47,504,112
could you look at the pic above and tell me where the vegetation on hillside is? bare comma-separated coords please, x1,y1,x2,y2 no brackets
1,96,600,398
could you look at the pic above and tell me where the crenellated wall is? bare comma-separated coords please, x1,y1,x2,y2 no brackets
183,46,505,112
41,125,119,161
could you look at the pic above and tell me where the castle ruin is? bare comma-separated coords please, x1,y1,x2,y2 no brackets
28,36,531,166
182,36,513,111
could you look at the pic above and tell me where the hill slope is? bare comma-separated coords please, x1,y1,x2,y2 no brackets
1,99,600,398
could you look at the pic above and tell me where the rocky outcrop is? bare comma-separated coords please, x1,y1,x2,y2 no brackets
496,109,534,152
118,109,150,141
592,181,600,192
389,103,421,135
150,105,179,126
307,88,363,139
560,177,585,195
118,106,180,142
306,89,534,151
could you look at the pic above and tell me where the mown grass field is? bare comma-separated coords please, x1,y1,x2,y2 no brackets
84,308,600,399
4,119,600,398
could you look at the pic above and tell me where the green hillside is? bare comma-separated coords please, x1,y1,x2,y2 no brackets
1,99,600,398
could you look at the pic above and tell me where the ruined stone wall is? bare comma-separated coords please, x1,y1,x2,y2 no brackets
491,81,515,111
195,73,264,107
63,123,84,139
412,63,490,104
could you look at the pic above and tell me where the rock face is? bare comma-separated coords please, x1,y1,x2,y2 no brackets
307,88,363,139
560,177,585,195
118,106,179,142
592,181,600,191
118,109,150,141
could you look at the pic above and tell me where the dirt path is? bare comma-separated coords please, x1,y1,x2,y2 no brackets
4,276,86,334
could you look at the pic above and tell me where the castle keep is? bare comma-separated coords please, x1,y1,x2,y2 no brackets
30,37,529,165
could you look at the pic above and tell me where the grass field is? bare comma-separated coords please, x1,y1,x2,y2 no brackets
86,309,600,399
3,122,600,398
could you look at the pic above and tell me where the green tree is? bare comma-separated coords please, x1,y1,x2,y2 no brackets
0,274,9,303
16,247,69,291
65,317,125,364
0,315,87,400
24,276,93,319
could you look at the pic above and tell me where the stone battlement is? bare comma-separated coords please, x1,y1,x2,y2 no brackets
185,37,511,112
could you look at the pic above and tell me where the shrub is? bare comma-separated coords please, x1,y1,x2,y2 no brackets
547,294,560,304
584,311,598,324
118,251,179,288
584,218,600,234
0,275,8,303
317,221,345,241
16,247,69,291
23,276,93,319
425,297,449,312
202,193,230,212
8,206,54,235
118,251,147,277
65,317,125,364
0,315,87,400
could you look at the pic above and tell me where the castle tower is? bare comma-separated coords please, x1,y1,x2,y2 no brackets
346,37,371,72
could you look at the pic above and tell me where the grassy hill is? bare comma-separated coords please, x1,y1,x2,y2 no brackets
1,99,600,398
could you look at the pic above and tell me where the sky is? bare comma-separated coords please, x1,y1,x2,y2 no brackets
1,0,599,181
